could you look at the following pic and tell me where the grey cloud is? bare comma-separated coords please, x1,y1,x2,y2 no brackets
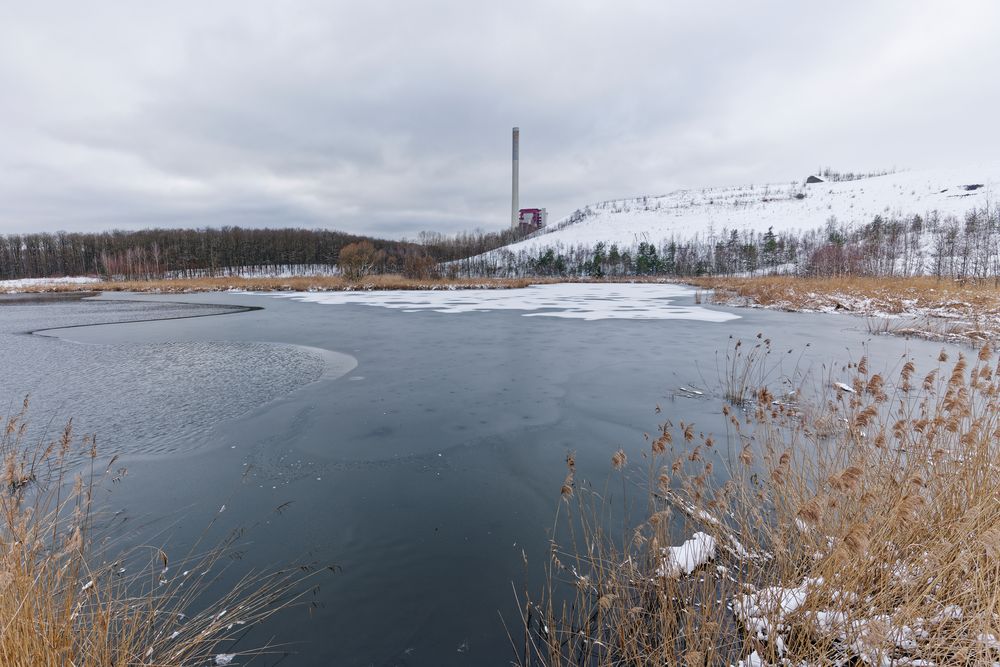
1,1,999,236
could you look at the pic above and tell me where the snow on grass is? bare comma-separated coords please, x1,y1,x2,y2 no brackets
733,578,818,643
731,576,984,666
1,276,101,292
733,650,766,667
655,531,716,578
165,264,339,279
264,283,741,322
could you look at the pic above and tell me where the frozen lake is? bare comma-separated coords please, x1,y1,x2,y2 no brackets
0,285,956,666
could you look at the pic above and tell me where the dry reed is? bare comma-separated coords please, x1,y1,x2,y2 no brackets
0,399,325,666
519,338,1000,666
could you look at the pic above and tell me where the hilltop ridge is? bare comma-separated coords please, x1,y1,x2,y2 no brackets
499,164,999,255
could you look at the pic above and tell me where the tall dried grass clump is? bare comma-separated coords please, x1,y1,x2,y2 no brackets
519,341,1000,666
720,332,779,406
0,399,320,666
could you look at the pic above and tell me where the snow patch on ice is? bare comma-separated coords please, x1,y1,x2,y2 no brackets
264,283,740,322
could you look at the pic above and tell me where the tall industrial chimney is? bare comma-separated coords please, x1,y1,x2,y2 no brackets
511,126,519,229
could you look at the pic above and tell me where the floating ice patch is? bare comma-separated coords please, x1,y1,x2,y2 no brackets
265,283,740,322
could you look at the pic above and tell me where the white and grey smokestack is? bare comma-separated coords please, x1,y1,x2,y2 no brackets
511,126,519,229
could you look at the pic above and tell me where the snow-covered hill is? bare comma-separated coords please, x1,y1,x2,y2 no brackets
501,165,999,255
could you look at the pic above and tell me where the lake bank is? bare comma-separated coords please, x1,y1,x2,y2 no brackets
2,274,551,293
694,275,1000,346
1,286,977,665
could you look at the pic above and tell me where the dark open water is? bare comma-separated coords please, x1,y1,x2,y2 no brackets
0,287,956,666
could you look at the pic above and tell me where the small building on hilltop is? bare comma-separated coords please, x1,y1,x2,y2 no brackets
518,208,547,233
805,175,825,184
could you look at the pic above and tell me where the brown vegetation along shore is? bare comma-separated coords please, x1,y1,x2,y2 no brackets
693,276,1000,345
0,401,324,666
525,340,1000,666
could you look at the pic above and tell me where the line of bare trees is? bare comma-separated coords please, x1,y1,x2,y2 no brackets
0,227,431,280
0,225,532,281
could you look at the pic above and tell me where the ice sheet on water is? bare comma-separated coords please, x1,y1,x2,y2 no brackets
266,283,740,322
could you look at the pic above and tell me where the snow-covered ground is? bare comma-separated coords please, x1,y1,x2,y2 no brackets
164,264,339,279
498,164,1000,255
1,276,101,292
264,283,739,322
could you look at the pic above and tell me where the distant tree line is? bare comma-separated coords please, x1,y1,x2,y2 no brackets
0,225,533,281
4,204,998,283
0,227,433,280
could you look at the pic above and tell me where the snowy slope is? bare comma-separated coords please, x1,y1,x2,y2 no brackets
500,165,999,254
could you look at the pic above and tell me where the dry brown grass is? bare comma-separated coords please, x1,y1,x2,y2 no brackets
692,276,1000,313
521,339,1000,666
0,399,322,666
694,276,1000,344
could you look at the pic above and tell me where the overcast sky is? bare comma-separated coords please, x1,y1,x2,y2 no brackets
2,1,998,238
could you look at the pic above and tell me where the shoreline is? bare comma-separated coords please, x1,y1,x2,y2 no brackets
10,273,1000,346
1,275,554,294
1,274,700,294
0,290,99,304
692,275,1000,346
